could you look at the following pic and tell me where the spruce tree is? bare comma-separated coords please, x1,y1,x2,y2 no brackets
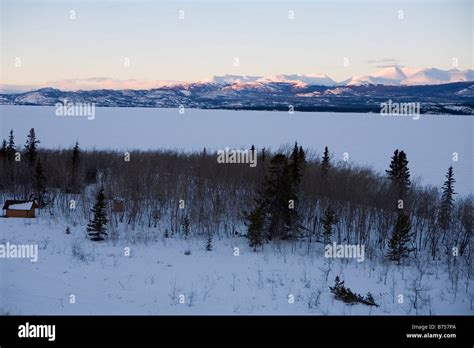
67,141,81,193
298,146,305,163
287,143,305,234
34,159,47,207
246,151,305,246
330,276,379,307
397,151,410,195
0,139,6,157
206,233,213,251
289,142,304,186
321,146,331,197
24,128,40,166
181,216,190,239
247,207,264,251
264,154,295,240
321,206,337,244
386,149,410,200
0,140,6,168
387,211,413,264
6,129,16,161
321,146,331,177
438,166,456,230
87,188,108,241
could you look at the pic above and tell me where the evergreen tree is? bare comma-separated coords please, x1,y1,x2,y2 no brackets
247,207,264,251
264,154,295,240
181,216,190,239
387,211,413,264
0,139,6,161
67,141,81,193
289,142,305,186
3,130,16,184
321,146,331,177
87,188,108,241
330,276,360,304
330,276,379,307
386,149,410,200
34,159,47,207
246,152,304,246
6,129,16,161
298,146,306,171
206,233,213,251
321,206,337,244
0,139,6,153
287,143,305,234
438,166,456,230
24,128,40,166
320,146,331,197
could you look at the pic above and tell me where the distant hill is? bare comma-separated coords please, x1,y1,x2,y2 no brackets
1,81,473,115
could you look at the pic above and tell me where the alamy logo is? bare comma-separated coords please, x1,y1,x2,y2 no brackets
18,322,55,341
55,98,95,120
0,242,38,262
324,242,365,262
217,147,257,167
380,99,420,120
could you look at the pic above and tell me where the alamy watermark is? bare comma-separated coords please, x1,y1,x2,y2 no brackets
18,322,55,341
217,147,257,167
55,98,95,120
0,242,38,262
380,99,420,120
324,242,365,262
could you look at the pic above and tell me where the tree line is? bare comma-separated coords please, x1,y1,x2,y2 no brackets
0,129,471,265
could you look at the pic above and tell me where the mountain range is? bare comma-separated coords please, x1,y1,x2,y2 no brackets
1,67,473,114
203,68,474,88
1,67,473,94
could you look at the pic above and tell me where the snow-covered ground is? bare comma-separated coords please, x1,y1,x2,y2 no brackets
1,106,472,194
1,214,471,315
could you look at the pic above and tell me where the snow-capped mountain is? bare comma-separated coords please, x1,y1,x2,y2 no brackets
4,68,473,93
344,67,474,86
402,68,474,85
1,66,473,114
2,81,473,115
201,75,263,84
202,73,336,86
256,74,336,86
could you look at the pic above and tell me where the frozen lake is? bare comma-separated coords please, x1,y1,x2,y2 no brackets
0,105,472,195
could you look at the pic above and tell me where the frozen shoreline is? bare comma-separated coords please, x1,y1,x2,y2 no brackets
1,105,472,194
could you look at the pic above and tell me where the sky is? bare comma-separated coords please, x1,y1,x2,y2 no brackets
0,0,472,87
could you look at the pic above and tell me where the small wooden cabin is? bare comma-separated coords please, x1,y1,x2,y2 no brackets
2,200,38,218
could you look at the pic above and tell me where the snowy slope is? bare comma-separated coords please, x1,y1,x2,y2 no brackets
0,214,471,315
256,74,336,86
4,68,474,92
345,67,474,86
201,75,263,84
402,68,474,85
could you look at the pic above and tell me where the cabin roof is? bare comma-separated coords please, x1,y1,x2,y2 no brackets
2,200,38,210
